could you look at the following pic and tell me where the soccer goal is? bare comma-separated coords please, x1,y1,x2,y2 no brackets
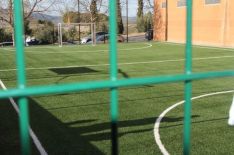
57,23,96,47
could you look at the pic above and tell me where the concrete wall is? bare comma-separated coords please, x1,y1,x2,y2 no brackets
154,0,234,47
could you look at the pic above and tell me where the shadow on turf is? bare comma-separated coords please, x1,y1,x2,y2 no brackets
0,99,21,154
0,99,44,155
27,97,203,154
29,97,104,155
50,67,99,75
161,115,200,123
161,117,228,129
45,93,185,111
118,68,153,87
118,69,129,78
2,97,227,154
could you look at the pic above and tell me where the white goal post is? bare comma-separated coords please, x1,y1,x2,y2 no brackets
57,23,96,47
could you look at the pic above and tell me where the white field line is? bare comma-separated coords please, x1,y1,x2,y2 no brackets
0,55,234,72
1,43,152,53
160,42,234,52
0,80,48,155
154,90,234,155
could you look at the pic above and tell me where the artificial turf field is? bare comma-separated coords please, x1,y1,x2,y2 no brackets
0,42,234,154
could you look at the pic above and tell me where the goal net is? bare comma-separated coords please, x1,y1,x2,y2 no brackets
57,23,96,47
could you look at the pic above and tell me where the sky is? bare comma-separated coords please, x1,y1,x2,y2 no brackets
109,0,153,17
124,1,139,17
48,0,153,17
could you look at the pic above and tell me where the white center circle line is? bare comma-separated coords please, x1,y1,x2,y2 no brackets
154,90,234,155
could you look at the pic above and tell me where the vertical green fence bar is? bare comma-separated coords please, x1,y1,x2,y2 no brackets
13,0,30,155
109,0,119,155
183,0,193,155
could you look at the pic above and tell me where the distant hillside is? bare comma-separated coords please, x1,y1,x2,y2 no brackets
1,9,135,25
122,16,137,24
32,13,62,24
32,14,136,25
1,8,62,24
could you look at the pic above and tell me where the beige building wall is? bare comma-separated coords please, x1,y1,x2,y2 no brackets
154,0,234,47
154,0,167,41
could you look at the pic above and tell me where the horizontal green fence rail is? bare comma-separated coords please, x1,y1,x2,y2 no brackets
0,71,234,99
1,0,233,155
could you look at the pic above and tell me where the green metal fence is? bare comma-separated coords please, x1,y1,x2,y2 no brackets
1,0,234,155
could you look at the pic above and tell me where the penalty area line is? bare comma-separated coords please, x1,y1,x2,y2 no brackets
159,42,234,52
2,43,152,54
154,90,234,155
0,80,48,155
0,55,234,72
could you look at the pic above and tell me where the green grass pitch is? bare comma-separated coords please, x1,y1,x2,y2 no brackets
0,42,234,154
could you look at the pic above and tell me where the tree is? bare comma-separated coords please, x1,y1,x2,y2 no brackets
90,0,98,23
0,0,56,44
59,0,108,32
63,11,108,23
24,20,32,36
117,0,124,34
67,26,77,42
58,0,107,23
144,11,153,31
63,11,79,23
33,20,55,44
137,0,144,32
0,28,11,42
137,16,145,32
77,0,108,14
137,0,143,17
145,0,154,11
0,28,4,42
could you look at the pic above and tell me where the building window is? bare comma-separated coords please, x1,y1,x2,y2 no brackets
205,0,220,4
177,0,187,7
162,2,167,8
